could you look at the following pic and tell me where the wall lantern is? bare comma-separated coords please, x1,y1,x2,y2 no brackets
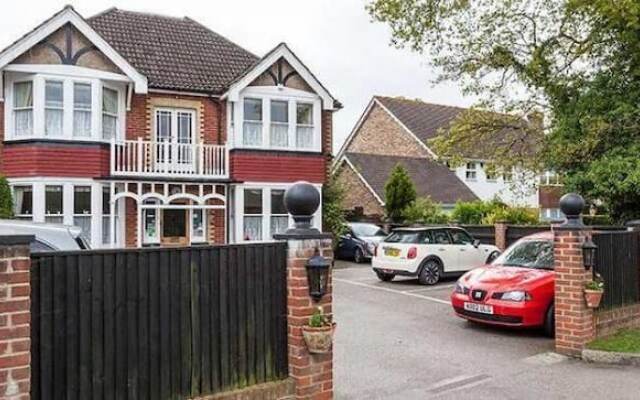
582,238,597,271
306,249,331,302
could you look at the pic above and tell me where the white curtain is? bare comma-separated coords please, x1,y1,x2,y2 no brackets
243,216,263,241
45,109,63,136
14,82,33,136
73,110,92,137
14,188,24,215
270,123,289,147
270,216,289,237
103,115,117,139
243,121,262,146
296,126,314,149
102,88,118,139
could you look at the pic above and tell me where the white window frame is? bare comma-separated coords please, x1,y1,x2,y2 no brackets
4,71,125,142
11,80,34,137
72,81,93,138
465,162,477,181
231,86,322,152
44,184,64,224
12,185,33,220
234,183,322,243
142,199,160,245
190,209,207,243
73,185,92,241
44,79,64,137
101,85,119,140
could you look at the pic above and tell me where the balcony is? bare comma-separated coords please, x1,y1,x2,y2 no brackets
111,139,229,179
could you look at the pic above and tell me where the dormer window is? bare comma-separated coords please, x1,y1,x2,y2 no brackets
13,81,33,137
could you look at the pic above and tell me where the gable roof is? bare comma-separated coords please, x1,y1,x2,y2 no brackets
344,152,478,205
88,8,258,93
0,5,148,93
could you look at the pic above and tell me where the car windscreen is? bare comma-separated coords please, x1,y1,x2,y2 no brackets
351,223,385,237
384,231,425,244
492,240,554,270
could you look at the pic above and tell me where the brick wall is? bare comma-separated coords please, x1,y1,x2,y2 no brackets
126,94,148,140
125,198,138,248
322,110,333,181
0,100,4,173
0,238,32,399
347,103,429,158
553,228,595,356
285,237,334,400
595,304,640,338
334,162,384,218
494,222,507,251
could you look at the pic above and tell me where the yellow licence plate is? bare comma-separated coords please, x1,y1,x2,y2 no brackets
384,247,400,257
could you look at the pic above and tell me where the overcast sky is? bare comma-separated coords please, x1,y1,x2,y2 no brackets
1,0,474,153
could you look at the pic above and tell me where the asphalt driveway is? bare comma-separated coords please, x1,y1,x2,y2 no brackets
333,260,640,400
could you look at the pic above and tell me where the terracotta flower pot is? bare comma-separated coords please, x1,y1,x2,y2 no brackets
584,289,603,308
302,323,336,354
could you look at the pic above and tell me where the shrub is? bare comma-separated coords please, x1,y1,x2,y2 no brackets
0,176,13,219
482,206,539,225
451,198,505,224
384,164,416,222
402,197,450,224
322,174,348,242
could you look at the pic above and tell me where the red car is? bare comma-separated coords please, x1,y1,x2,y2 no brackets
451,232,556,337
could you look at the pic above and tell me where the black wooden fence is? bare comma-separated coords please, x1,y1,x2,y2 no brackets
30,243,288,400
593,231,640,310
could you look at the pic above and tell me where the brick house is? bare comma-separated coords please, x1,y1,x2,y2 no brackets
334,96,561,220
0,6,339,248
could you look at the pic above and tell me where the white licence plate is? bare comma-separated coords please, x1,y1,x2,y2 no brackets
464,302,494,315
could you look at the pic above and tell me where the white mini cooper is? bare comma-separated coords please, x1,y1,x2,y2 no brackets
372,227,500,285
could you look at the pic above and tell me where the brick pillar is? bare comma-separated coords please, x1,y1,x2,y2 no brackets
494,221,507,251
553,227,595,356
0,236,33,399
283,235,334,400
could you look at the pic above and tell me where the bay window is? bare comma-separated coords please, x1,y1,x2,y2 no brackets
243,188,263,241
13,186,33,220
270,100,289,147
270,189,288,238
73,186,92,240
73,83,92,137
13,82,33,137
45,81,64,137
102,88,118,139
45,185,63,224
243,98,263,146
296,103,314,149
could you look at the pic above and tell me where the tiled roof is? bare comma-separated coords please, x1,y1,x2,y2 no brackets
345,152,478,205
88,8,259,93
374,96,537,159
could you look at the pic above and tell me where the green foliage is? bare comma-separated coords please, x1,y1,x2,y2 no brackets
322,174,348,242
384,164,416,222
402,197,450,224
368,0,640,222
308,307,332,328
587,329,640,353
451,199,538,225
0,176,13,219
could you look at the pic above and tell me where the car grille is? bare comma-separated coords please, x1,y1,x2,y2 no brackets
471,289,487,302
454,307,523,324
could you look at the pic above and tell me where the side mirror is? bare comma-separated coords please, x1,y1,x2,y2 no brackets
473,239,481,248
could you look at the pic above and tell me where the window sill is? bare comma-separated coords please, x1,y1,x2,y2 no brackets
4,137,115,146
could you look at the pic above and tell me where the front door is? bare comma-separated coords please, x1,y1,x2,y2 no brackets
161,209,189,246
155,108,195,173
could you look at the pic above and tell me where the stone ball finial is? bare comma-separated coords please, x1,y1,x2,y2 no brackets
559,193,585,226
284,181,320,230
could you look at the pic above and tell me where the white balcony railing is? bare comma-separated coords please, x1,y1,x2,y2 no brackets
111,139,229,178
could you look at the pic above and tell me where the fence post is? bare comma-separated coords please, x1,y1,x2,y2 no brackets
553,194,595,356
494,221,507,251
275,182,334,400
0,235,33,399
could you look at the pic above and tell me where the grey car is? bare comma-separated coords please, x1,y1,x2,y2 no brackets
0,219,91,252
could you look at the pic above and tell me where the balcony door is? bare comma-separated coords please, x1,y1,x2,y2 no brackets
155,108,196,173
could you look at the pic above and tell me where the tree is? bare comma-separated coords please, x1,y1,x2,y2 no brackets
384,164,417,222
368,0,640,221
322,174,348,242
0,176,13,219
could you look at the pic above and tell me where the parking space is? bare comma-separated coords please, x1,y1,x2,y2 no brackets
333,260,640,400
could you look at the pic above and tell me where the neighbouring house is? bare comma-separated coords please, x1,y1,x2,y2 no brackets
0,6,339,248
333,96,561,220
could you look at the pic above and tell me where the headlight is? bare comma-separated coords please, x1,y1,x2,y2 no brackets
454,282,470,295
366,242,376,254
495,290,531,302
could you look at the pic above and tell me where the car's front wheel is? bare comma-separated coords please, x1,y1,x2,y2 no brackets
375,271,395,282
544,304,555,338
354,247,365,263
418,259,441,285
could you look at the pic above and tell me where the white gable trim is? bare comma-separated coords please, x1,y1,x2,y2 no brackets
0,6,147,93
374,98,438,158
341,157,385,206
333,97,377,168
223,43,336,110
